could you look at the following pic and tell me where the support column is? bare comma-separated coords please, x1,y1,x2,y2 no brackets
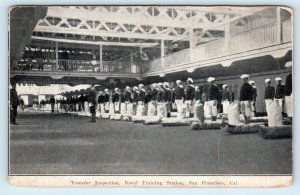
189,29,194,61
99,45,103,72
130,50,134,73
161,39,165,69
224,15,231,54
55,42,59,71
276,7,281,44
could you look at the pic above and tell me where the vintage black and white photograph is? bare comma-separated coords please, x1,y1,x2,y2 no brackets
8,6,293,187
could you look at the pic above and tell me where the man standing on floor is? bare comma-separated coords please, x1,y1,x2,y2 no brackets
274,77,285,111
207,77,220,121
50,95,56,113
239,74,253,124
249,80,257,117
163,82,172,118
264,78,275,115
185,78,195,118
88,85,97,122
221,84,230,115
10,81,20,125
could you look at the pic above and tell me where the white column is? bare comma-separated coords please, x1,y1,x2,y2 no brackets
161,39,165,69
189,29,194,61
276,7,281,43
99,45,103,72
55,42,59,70
224,15,231,54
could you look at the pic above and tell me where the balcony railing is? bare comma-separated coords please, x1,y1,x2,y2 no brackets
147,19,292,73
15,59,148,74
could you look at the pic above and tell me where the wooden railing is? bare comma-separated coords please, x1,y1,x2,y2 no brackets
15,59,148,74
147,19,292,73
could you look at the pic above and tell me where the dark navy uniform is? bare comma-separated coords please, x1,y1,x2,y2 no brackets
285,73,292,96
104,94,110,103
175,86,185,100
240,83,253,101
10,87,19,124
124,91,132,102
208,84,221,101
151,88,158,101
98,94,104,104
113,93,120,103
157,89,165,102
132,91,139,103
185,85,195,101
138,89,146,103
163,88,172,102
275,84,285,99
222,90,230,101
264,86,275,100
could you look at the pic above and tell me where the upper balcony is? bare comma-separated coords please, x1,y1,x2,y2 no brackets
145,19,292,77
12,18,292,83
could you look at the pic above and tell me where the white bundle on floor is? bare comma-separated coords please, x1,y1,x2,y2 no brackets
100,104,105,115
193,102,204,124
104,103,109,111
110,114,122,120
268,100,283,127
136,104,145,117
96,111,101,118
204,101,211,119
157,102,167,118
147,102,156,116
126,103,134,115
114,102,120,112
177,102,187,120
109,103,115,115
227,102,240,126
120,103,126,115
170,112,178,117
101,113,110,119
284,94,293,117
144,116,162,124
222,100,230,115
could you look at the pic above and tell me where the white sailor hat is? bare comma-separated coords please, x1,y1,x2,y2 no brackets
285,61,292,68
176,80,182,84
265,78,271,83
222,84,228,89
133,86,138,90
249,80,255,84
138,84,144,88
163,82,169,87
275,77,282,81
104,88,109,92
187,78,194,83
207,77,215,82
158,82,163,86
126,86,131,90
152,83,157,87
114,88,119,91
240,74,249,79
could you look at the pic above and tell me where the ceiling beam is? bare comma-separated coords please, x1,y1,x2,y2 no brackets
31,36,159,48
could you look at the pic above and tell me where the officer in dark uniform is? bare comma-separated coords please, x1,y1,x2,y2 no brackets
10,81,20,125
50,95,56,113
88,85,97,122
